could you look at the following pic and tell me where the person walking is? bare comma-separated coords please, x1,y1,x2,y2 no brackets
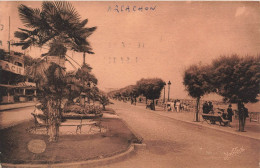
227,104,234,122
208,101,213,114
242,105,249,126
176,100,180,112
203,101,208,114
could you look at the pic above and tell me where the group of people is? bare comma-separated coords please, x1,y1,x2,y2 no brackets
203,101,235,122
202,101,214,114
165,100,189,112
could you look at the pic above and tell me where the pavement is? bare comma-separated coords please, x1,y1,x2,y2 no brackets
133,102,260,141
1,101,259,168
100,100,259,168
0,106,35,129
0,101,37,111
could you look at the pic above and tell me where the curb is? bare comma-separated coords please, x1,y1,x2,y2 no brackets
150,110,260,142
0,102,36,112
2,144,136,168
110,105,144,144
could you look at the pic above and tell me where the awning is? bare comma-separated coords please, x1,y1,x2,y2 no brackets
17,82,36,87
0,82,36,89
0,84,17,88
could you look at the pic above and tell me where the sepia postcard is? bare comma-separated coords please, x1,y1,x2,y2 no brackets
0,1,259,168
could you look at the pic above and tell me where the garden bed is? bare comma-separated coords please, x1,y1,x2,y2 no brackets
0,118,136,164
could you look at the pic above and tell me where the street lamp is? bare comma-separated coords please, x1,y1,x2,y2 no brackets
168,81,171,101
163,83,166,103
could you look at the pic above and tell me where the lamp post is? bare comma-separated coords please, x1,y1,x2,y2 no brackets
163,83,166,103
168,81,171,101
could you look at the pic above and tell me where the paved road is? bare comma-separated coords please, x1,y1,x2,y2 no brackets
102,101,259,168
0,106,34,129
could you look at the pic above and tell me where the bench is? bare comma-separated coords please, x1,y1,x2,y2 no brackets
31,113,102,134
60,118,101,134
202,114,230,126
249,112,260,123
31,113,49,134
146,102,155,110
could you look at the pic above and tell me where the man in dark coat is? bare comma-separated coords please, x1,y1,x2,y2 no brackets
202,101,209,114
208,101,213,113
227,104,234,122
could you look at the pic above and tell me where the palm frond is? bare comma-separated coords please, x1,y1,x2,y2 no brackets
18,4,42,28
79,19,88,27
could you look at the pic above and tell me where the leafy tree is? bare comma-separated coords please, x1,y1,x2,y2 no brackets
98,92,110,110
76,64,98,104
136,78,165,110
128,85,139,105
65,70,82,104
211,55,260,131
89,86,100,103
183,64,213,121
76,64,98,86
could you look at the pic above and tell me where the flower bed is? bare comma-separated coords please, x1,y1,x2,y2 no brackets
64,104,102,115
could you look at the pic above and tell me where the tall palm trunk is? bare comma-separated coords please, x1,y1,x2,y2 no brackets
47,99,60,142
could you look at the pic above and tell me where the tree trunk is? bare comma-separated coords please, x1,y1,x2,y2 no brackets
152,99,155,111
195,97,200,122
47,100,60,142
103,105,106,110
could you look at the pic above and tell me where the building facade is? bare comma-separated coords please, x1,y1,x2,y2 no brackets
0,49,37,104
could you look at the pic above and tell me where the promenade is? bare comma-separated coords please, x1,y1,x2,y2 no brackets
134,102,260,141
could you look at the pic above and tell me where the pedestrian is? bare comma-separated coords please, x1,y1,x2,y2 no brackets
208,101,213,114
242,105,249,125
227,104,234,122
174,100,177,111
176,100,180,112
202,101,208,114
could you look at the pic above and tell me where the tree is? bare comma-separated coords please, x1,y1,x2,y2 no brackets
129,85,139,105
13,1,96,56
183,64,213,122
136,78,165,110
76,64,98,86
65,70,82,104
98,92,110,110
13,1,97,142
36,63,68,142
76,64,98,104
211,55,260,131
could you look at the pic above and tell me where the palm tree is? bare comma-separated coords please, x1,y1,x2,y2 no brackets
25,58,67,142
13,1,96,58
13,1,96,142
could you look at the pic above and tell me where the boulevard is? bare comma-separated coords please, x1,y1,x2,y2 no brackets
101,101,259,168
0,102,259,167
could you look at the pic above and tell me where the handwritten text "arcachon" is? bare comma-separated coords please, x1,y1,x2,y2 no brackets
108,5,156,13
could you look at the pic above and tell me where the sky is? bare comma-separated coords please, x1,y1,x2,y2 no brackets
0,1,260,100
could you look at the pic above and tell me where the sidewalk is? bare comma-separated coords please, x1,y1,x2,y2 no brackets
0,101,37,111
134,102,260,141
